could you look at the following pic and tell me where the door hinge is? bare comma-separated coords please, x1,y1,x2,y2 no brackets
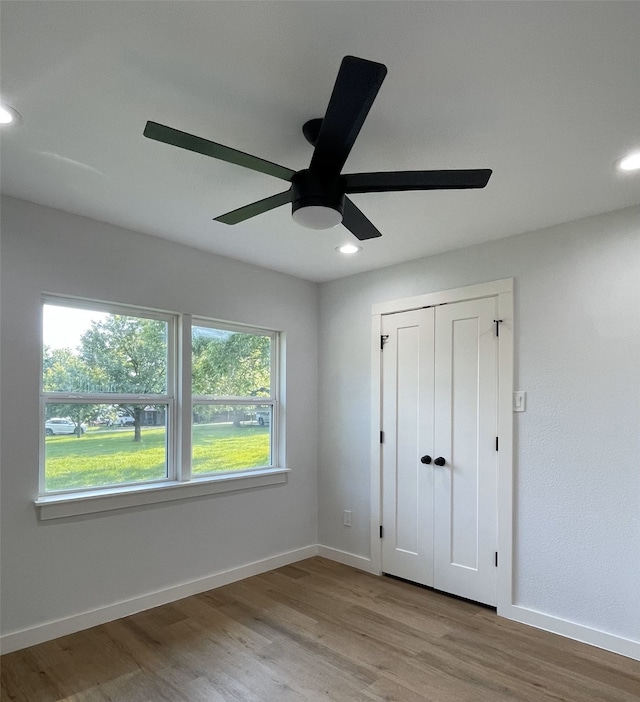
380,334,389,350
493,319,503,336
495,436,499,451
495,552,498,567
380,430,384,444
380,525,384,538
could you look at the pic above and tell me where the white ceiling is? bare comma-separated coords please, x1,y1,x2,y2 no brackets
2,1,639,282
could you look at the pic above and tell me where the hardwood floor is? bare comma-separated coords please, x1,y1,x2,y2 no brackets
2,557,638,701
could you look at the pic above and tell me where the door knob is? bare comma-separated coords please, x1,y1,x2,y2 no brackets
434,457,446,466
420,455,432,464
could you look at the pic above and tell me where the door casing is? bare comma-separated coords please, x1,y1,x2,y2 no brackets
370,278,514,616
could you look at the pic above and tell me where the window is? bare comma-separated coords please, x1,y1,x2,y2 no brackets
192,321,276,477
41,299,174,493
38,297,284,514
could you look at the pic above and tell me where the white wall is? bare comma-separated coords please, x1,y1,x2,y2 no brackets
2,194,639,656
0,196,319,639
318,205,640,645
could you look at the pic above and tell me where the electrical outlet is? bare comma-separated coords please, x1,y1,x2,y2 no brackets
343,510,352,527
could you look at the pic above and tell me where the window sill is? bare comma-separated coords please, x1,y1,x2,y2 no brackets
35,467,290,520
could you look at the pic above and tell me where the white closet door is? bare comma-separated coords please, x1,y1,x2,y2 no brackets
381,308,435,586
380,296,498,607
433,297,498,606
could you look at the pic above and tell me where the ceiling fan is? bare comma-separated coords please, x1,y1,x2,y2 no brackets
144,56,492,240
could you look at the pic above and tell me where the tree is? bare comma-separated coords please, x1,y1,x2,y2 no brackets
80,316,167,441
43,347,105,437
192,331,270,426
192,332,270,397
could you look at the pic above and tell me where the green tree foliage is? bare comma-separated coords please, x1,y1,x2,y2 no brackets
80,316,167,394
43,347,105,436
44,317,270,441
192,331,270,397
80,316,168,441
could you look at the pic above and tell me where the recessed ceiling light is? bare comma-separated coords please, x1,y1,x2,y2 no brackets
0,103,21,126
618,152,640,172
337,243,362,255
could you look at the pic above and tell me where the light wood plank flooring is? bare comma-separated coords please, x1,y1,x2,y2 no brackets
2,557,638,701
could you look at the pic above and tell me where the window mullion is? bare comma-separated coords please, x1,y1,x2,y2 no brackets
178,313,192,481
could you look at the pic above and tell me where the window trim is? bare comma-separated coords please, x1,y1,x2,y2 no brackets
35,467,290,520
37,297,285,518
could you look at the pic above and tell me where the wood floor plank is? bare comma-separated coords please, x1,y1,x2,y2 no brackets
2,558,638,701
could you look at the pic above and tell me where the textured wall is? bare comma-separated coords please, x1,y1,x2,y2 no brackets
2,194,639,647
318,205,640,643
0,196,319,636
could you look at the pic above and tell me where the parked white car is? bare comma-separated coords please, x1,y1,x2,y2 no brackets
45,418,86,436
113,414,135,426
256,410,270,426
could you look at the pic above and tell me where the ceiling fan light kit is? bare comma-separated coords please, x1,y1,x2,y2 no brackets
292,205,342,230
291,169,345,229
144,55,492,241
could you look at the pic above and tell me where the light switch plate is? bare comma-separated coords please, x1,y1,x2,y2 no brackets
513,391,526,412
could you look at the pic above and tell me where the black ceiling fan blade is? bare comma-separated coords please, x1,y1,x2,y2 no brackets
144,121,295,182
214,190,292,225
309,56,387,177
344,169,492,193
342,198,383,240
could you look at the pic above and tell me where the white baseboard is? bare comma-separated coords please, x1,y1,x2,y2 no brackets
502,604,640,662
0,545,317,655
3,545,638,663
316,544,377,574
318,547,640,661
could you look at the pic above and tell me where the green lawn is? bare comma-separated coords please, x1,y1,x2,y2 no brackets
45,423,270,492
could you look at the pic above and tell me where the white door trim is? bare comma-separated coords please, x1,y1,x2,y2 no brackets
370,278,514,617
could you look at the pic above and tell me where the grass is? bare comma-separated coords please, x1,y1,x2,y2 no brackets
45,423,270,492
192,424,269,476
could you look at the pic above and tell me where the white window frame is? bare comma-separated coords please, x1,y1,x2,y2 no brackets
190,317,279,479
39,295,177,495
36,297,287,520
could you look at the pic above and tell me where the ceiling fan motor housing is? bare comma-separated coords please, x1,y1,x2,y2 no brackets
291,169,345,220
